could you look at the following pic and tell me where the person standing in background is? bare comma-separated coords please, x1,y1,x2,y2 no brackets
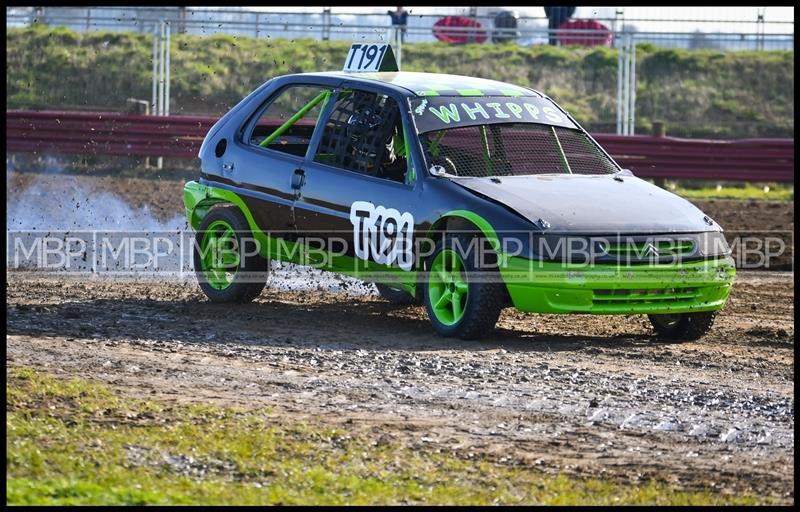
388,6,409,43
544,6,576,45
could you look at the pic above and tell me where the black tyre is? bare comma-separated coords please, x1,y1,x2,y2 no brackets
193,205,269,303
423,235,505,340
648,312,716,341
375,282,419,305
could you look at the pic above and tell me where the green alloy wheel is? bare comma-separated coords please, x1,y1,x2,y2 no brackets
428,249,470,325
194,205,269,303
424,235,505,340
200,219,239,290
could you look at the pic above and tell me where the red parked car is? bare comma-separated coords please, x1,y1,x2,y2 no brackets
558,19,613,46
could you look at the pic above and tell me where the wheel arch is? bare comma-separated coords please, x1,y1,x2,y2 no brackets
184,181,260,234
187,197,228,231
425,210,501,254
420,210,510,305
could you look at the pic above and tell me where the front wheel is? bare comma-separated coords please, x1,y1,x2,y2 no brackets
423,235,505,340
648,312,716,341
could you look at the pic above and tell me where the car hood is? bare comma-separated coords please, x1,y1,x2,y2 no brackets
451,174,718,233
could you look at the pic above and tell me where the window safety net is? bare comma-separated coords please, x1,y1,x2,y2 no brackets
315,90,400,175
421,123,619,177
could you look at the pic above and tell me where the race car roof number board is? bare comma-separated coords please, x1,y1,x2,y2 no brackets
343,43,399,73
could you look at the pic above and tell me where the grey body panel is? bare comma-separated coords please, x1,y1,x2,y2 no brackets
451,174,718,234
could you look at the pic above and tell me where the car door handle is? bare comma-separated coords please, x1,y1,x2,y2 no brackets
291,169,305,190
222,162,233,180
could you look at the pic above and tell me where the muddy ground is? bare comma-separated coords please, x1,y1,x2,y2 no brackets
6,270,794,502
5,170,795,502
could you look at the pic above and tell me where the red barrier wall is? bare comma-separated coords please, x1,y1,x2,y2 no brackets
6,110,794,182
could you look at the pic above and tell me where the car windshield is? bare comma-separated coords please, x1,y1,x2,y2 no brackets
420,123,620,177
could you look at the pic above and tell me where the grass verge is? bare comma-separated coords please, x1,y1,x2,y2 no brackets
6,25,794,138
6,367,767,505
669,183,794,201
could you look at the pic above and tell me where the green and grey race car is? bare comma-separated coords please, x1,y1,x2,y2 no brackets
184,44,735,340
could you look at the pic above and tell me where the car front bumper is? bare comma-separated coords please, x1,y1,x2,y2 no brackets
500,256,735,315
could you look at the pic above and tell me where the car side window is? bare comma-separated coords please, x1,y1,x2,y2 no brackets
314,89,409,184
248,85,332,158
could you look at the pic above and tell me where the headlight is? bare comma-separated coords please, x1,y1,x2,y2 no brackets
697,231,730,257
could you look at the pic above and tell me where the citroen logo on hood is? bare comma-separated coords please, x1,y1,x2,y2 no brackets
644,243,659,258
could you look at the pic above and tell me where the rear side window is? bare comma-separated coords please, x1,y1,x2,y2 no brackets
248,85,332,158
421,123,619,177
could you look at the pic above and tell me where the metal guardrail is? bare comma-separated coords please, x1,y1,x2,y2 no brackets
6,111,794,182
595,135,794,181
6,110,213,159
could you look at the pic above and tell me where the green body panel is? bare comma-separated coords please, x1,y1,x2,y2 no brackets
456,89,484,96
185,182,736,315
184,180,226,230
184,181,417,296
323,72,535,98
501,256,735,314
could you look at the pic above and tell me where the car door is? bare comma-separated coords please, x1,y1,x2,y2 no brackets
293,86,421,275
230,83,332,240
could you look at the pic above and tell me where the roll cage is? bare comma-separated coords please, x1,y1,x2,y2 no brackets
247,80,418,185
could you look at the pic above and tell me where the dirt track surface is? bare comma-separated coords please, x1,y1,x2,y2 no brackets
6,270,794,502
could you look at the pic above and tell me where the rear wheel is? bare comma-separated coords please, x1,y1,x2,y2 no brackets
375,283,418,305
424,235,505,340
194,205,269,303
648,312,716,341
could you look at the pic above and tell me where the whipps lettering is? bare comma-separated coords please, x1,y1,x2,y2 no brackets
410,96,578,133
349,201,414,271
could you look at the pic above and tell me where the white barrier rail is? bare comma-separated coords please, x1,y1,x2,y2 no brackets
6,7,794,51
